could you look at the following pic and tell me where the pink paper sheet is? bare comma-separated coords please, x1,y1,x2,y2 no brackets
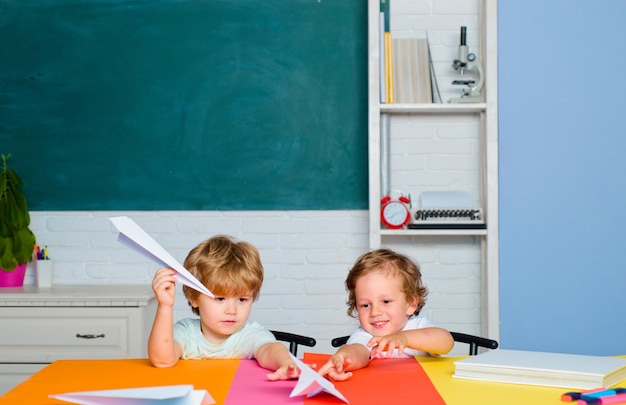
224,360,302,405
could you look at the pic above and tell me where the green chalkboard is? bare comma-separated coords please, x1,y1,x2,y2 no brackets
0,0,367,210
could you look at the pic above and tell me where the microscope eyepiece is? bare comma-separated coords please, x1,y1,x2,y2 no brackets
460,26,467,46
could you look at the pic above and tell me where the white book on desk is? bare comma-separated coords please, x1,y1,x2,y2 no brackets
453,349,626,389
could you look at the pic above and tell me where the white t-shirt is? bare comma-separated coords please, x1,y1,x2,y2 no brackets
173,318,275,360
347,315,435,358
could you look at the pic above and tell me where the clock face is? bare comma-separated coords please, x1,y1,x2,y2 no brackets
381,200,410,228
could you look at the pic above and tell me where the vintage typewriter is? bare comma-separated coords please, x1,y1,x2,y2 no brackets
407,191,485,229
408,208,485,229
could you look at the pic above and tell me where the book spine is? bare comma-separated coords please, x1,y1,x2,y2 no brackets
379,12,386,103
385,32,394,103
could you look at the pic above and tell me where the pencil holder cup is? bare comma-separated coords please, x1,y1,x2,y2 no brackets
35,260,53,288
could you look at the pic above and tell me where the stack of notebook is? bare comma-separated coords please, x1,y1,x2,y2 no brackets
453,349,626,389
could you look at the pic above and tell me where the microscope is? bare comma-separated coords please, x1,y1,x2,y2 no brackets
449,26,484,103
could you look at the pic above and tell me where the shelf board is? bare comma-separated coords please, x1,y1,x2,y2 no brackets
379,103,487,114
380,229,488,236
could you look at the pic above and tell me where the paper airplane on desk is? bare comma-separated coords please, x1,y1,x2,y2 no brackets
289,353,349,403
110,216,213,297
49,384,215,405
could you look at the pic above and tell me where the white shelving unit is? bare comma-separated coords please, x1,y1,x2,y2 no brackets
367,0,499,341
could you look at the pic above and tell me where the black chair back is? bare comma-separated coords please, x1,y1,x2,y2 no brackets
271,330,317,356
331,332,498,356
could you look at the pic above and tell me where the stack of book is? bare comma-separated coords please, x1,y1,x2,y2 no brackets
453,349,626,389
379,0,440,104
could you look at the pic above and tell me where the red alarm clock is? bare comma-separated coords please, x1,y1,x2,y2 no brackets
380,195,411,229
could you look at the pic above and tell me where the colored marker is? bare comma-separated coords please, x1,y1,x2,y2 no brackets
563,389,609,402
581,389,626,400
578,393,626,405
563,390,596,402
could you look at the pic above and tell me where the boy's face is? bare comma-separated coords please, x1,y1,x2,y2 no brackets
354,269,417,337
190,291,254,345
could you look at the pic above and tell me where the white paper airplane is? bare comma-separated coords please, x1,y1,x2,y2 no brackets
110,216,213,297
49,384,214,405
289,354,349,403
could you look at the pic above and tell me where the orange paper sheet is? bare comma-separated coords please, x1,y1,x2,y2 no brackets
0,359,240,405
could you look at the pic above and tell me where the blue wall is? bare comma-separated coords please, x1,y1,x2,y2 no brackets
499,0,626,355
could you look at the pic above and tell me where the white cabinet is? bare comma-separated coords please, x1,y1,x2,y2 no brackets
367,0,499,340
0,285,156,395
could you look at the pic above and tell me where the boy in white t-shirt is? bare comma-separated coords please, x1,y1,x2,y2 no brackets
318,248,454,381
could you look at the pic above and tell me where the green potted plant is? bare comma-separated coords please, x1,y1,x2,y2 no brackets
0,153,36,287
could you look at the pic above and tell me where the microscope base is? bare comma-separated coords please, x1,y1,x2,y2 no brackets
449,94,485,103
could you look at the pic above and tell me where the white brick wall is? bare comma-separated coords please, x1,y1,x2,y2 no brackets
26,210,481,355
390,114,481,206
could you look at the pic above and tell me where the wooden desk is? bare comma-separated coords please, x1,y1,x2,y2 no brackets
1,354,624,405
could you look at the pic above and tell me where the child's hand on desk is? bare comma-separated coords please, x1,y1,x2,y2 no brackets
368,332,408,358
317,353,355,381
266,362,300,381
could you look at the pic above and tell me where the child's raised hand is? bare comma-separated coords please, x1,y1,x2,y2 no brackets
266,362,300,381
151,267,178,307
316,353,354,381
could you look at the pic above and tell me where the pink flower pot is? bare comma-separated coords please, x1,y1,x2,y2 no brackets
0,262,28,287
